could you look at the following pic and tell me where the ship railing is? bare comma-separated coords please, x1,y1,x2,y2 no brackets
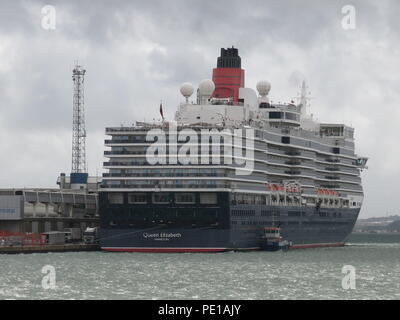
104,151,145,155
100,184,231,189
103,162,148,166
105,139,147,144
102,173,228,178
103,162,228,167
106,124,162,132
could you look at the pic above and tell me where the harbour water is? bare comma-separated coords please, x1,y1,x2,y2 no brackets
1,233,399,300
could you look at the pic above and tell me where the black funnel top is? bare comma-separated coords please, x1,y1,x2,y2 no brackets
217,47,241,68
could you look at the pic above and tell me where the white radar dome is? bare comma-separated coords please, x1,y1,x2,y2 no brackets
180,82,194,98
198,79,215,97
256,81,271,96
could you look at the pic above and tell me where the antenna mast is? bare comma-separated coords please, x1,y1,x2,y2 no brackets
72,63,87,174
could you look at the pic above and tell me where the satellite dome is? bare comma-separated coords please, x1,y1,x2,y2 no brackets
180,82,194,98
198,79,215,97
256,81,271,96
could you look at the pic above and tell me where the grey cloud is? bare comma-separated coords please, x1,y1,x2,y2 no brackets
0,0,399,218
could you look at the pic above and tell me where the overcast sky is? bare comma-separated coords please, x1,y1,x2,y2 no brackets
0,0,399,218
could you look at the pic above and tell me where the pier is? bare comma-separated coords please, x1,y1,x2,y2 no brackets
0,243,100,254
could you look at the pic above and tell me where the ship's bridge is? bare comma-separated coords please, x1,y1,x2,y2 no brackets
257,103,301,127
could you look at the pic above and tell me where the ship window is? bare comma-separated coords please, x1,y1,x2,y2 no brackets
285,112,298,121
200,193,218,204
282,137,290,144
255,195,266,205
236,193,256,205
108,193,124,204
259,102,270,109
269,112,282,119
152,193,170,204
128,193,147,204
175,193,195,204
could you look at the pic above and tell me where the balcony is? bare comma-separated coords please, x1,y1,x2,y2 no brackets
285,151,301,156
102,173,227,178
325,176,341,180
284,170,301,175
100,183,230,189
320,184,340,189
285,161,301,166
325,167,340,171
325,158,340,163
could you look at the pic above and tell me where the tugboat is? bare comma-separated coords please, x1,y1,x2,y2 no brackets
260,227,291,251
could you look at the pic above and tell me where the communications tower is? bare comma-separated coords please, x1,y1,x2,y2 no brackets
71,63,88,189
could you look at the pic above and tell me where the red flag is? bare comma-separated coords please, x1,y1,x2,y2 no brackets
159,102,164,119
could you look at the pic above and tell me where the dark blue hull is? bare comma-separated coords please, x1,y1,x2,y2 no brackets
98,192,360,252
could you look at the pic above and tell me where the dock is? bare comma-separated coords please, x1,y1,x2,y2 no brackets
0,243,100,254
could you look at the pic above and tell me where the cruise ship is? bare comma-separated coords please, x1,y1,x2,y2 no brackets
98,47,368,252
